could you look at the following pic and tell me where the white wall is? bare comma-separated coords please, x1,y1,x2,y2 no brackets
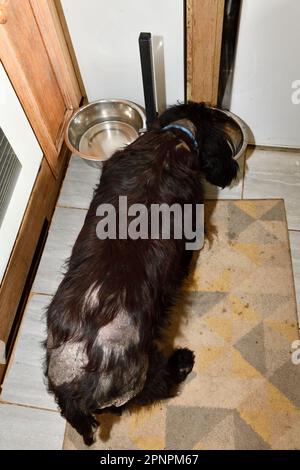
61,0,184,110
230,0,300,148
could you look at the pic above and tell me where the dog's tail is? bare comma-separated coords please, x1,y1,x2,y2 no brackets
47,373,99,446
57,388,98,447
45,342,100,446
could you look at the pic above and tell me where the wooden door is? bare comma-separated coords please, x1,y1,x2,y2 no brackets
0,0,82,176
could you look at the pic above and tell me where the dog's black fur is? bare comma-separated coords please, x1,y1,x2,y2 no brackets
45,102,238,445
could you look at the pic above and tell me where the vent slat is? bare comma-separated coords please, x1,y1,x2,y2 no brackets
0,127,22,228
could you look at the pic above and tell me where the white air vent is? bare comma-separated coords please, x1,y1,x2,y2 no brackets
0,127,21,228
0,63,42,282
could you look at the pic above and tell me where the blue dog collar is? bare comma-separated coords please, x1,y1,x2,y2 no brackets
163,124,198,151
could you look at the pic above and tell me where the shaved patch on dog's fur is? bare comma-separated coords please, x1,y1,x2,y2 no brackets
48,309,144,401
94,310,148,407
96,310,139,346
95,355,148,409
48,340,88,387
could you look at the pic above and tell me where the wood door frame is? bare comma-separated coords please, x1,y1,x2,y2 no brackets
0,0,82,176
186,0,225,105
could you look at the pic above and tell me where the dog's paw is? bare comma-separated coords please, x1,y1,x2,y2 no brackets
168,348,195,383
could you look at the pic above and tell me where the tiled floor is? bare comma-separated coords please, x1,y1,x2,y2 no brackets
0,158,101,450
1,147,300,449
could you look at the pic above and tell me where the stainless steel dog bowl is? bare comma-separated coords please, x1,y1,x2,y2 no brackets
65,99,146,168
209,107,248,161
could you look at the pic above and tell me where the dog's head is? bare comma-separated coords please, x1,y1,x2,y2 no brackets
154,102,239,188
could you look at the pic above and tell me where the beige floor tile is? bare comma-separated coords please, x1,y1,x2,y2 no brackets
1,295,57,409
32,206,87,296
243,148,300,230
0,403,65,450
58,155,101,210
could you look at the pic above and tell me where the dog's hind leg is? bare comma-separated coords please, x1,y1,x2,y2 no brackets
132,347,194,407
65,408,99,446
52,382,99,446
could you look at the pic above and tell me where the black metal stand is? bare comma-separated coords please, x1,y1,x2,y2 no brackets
139,32,157,129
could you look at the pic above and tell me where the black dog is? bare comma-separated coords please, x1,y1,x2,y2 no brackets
45,102,238,445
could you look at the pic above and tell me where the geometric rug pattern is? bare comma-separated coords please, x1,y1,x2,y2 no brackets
63,200,300,450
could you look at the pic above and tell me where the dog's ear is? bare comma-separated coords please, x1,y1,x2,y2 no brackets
200,128,239,188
